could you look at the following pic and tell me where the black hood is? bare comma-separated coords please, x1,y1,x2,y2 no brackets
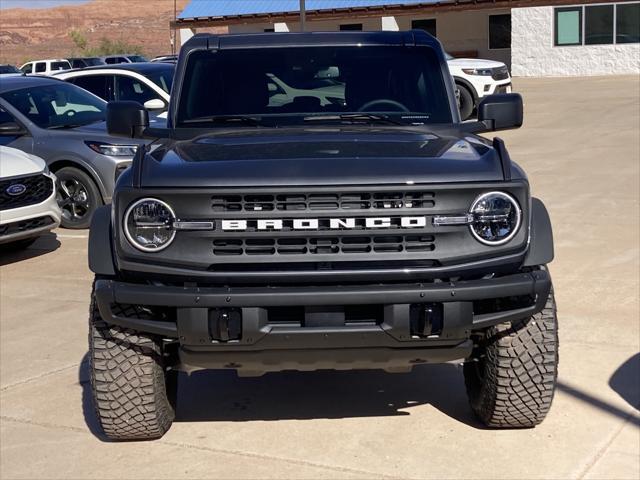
141,126,506,187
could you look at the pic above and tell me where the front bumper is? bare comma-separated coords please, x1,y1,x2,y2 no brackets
94,269,551,375
0,177,61,245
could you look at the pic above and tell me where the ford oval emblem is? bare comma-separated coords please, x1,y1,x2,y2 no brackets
6,184,27,196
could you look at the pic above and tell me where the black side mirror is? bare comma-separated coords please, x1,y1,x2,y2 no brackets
106,101,149,138
478,93,523,131
0,121,27,136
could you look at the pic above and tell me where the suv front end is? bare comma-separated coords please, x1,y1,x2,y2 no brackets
87,30,557,440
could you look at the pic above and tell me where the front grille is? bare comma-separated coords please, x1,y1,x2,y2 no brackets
0,174,54,211
495,83,512,94
213,234,436,256
0,215,54,237
491,66,510,81
212,191,435,212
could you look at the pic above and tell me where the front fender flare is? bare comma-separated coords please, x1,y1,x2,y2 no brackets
88,205,116,276
524,197,554,267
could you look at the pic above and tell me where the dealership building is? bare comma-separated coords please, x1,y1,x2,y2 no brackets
174,0,640,76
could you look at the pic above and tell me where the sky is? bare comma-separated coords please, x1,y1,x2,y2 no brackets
0,0,90,9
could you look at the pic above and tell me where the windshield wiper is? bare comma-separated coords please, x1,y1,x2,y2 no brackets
48,119,103,130
303,113,404,126
181,115,266,126
48,124,86,130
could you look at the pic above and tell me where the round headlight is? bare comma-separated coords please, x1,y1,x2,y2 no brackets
124,198,176,252
469,191,521,245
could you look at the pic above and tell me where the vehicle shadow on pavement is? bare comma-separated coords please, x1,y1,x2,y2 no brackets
608,353,640,411
173,364,485,426
77,355,484,436
0,232,60,266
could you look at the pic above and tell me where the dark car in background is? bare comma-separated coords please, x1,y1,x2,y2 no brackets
67,57,107,69
101,54,148,65
0,64,21,75
0,76,146,228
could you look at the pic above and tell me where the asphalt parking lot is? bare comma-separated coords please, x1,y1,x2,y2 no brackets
1,75,638,480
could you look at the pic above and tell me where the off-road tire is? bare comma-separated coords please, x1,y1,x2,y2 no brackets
463,287,558,428
457,84,475,121
89,280,175,440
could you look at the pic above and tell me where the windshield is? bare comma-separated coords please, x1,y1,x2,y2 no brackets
147,65,175,93
128,55,148,63
85,58,105,66
177,46,452,126
0,65,20,74
1,82,106,129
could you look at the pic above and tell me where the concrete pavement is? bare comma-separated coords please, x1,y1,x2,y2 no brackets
1,75,639,479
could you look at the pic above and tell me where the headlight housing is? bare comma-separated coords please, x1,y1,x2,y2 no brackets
124,198,175,252
461,68,493,76
469,191,521,245
85,141,138,157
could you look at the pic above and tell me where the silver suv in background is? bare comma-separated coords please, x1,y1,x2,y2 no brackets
0,76,146,229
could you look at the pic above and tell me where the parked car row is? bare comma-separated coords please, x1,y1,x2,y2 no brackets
17,54,151,75
0,75,147,235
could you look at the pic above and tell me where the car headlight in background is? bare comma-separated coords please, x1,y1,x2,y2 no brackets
85,141,138,157
124,198,175,252
468,191,521,245
461,68,493,76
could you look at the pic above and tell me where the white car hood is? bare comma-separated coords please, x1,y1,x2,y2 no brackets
0,146,46,179
447,58,506,69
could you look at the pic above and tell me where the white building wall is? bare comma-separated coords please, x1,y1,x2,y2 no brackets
512,6,640,76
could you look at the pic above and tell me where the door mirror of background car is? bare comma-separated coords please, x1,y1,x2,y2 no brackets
0,122,27,136
107,101,149,138
143,98,166,111
463,93,523,133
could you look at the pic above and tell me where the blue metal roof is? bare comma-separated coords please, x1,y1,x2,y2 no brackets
178,0,439,20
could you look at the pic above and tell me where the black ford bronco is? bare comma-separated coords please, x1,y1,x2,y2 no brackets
88,31,558,440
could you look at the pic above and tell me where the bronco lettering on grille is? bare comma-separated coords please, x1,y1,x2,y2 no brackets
220,217,428,231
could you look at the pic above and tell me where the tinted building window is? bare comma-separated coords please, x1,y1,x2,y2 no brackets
489,14,511,49
555,7,582,45
585,5,614,45
555,3,639,46
617,3,640,43
339,24,363,31
412,18,436,37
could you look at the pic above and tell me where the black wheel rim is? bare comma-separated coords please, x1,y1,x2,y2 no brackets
57,178,91,223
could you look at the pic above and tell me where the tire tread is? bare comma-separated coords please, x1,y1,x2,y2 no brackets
89,280,174,440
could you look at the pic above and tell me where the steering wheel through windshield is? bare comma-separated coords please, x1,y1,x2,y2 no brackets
357,99,409,113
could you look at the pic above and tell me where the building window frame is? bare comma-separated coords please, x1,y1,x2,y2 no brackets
411,18,437,37
554,2,640,47
488,13,512,50
554,6,583,46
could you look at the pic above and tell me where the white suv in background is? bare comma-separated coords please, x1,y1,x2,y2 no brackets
446,53,512,120
20,59,71,76
0,146,61,249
